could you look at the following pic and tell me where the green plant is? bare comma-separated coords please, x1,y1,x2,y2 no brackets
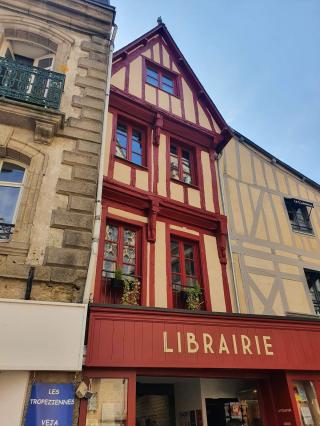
185,283,203,311
121,278,140,305
114,268,123,280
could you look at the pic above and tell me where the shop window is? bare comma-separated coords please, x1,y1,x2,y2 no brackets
284,198,314,235
170,143,195,185
305,269,320,315
170,237,204,310
293,381,320,426
115,120,145,167
0,161,25,240
146,64,177,95
102,222,141,304
85,378,128,425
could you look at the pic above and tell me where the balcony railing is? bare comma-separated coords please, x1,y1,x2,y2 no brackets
0,223,14,240
0,58,65,110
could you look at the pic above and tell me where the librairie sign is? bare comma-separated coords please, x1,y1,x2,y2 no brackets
25,383,74,426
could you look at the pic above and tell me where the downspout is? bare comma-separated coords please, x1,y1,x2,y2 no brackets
82,24,118,304
217,151,240,313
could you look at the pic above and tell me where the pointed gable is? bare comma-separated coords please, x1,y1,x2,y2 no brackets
111,23,231,148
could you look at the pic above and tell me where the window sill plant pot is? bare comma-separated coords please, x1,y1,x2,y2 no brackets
121,278,140,306
180,289,189,301
185,283,203,311
110,268,124,289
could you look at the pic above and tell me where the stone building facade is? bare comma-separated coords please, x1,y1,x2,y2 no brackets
0,1,115,424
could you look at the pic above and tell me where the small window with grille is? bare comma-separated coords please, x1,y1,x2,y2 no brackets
305,269,320,315
284,198,314,235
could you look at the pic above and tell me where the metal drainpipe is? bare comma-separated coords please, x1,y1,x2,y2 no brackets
82,24,118,304
217,151,241,313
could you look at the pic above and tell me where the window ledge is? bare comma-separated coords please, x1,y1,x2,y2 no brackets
114,155,148,171
170,178,199,190
0,98,65,145
292,229,316,238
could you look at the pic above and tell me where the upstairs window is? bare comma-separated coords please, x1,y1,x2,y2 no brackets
284,198,314,235
305,269,320,315
115,121,144,166
146,65,176,95
0,161,25,240
170,143,194,185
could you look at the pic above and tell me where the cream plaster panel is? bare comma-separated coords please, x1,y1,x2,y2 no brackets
276,171,289,194
153,43,160,63
172,61,179,73
103,112,114,175
253,157,266,187
275,250,298,259
272,292,285,315
112,67,126,90
242,242,272,253
239,183,253,234
188,187,201,208
142,49,151,59
264,163,277,191
162,46,170,68
227,178,245,235
263,193,280,243
171,96,182,117
244,256,275,270
197,103,211,130
181,79,196,123
224,139,239,179
271,194,293,246
158,89,170,110
169,224,199,236
239,144,253,184
157,133,167,196
298,183,309,200
232,253,249,313
301,256,320,266
113,161,131,185
135,169,149,192
283,279,313,314
155,221,167,308
287,177,299,197
170,182,184,202
279,263,300,275
249,273,274,298
108,207,148,223
129,57,142,98
249,289,265,315
27,137,75,265
201,151,214,212
145,84,157,105
204,235,226,312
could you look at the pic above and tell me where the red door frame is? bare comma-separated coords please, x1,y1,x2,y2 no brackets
79,368,276,426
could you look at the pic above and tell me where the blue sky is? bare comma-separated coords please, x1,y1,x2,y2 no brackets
113,0,320,183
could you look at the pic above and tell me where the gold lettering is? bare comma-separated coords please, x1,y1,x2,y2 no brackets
219,334,230,354
177,332,182,353
232,334,238,354
187,333,199,353
203,333,214,353
255,336,261,355
241,335,253,354
163,331,173,353
263,336,274,355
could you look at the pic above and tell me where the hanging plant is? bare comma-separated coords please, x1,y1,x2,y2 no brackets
110,268,124,289
121,278,140,305
185,283,203,311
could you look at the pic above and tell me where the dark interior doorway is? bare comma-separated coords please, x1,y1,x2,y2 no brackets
206,398,238,426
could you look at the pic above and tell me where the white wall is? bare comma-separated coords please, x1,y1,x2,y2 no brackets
0,371,29,426
0,299,87,370
175,380,202,426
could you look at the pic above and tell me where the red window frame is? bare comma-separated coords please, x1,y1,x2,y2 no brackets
170,142,196,185
170,237,201,289
104,222,142,280
146,64,178,96
115,118,146,167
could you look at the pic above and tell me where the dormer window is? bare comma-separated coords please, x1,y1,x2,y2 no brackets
146,65,177,95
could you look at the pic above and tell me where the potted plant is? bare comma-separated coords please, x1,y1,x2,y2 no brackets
110,268,124,289
180,287,189,301
121,278,140,306
185,283,203,311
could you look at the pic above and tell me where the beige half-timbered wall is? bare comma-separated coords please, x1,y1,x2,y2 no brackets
220,136,320,316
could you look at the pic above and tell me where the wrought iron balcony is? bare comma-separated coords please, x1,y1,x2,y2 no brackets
0,223,14,240
0,58,65,110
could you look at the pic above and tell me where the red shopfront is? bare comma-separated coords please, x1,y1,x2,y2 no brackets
80,306,320,426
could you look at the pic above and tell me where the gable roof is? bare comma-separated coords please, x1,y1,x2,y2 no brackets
113,23,232,151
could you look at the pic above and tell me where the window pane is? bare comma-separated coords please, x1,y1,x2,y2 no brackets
170,154,179,179
123,246,136,265
0,186,20,223
162,75,174,87
162,84,175,95
146,75,159,87
85,379,128,426
132,153,142,166
132,130,142,155
104,242,118,261
170,145,177,155
103,260,116,278
37,57,53,69
106,225,118,242
116,145,127,159
171,258,180,273
124,229,136,246
186,276,197,287
184,244,194,260
171,240,179,256
116,123,128,157
147,68,158,79
293,381,320,426
183,173,192,184
0,162,24,183
122,264,136,275
185,260,195,276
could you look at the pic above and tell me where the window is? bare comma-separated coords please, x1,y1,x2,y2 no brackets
1,40,54,69
305,269,320,315
115,121,144,166
170,143,194,184
284,198,314,234
103,223,139,279
170,238,203,309
0,161,25,240
146,65,176,95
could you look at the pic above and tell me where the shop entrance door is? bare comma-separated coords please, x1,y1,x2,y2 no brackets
206,398,238,425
